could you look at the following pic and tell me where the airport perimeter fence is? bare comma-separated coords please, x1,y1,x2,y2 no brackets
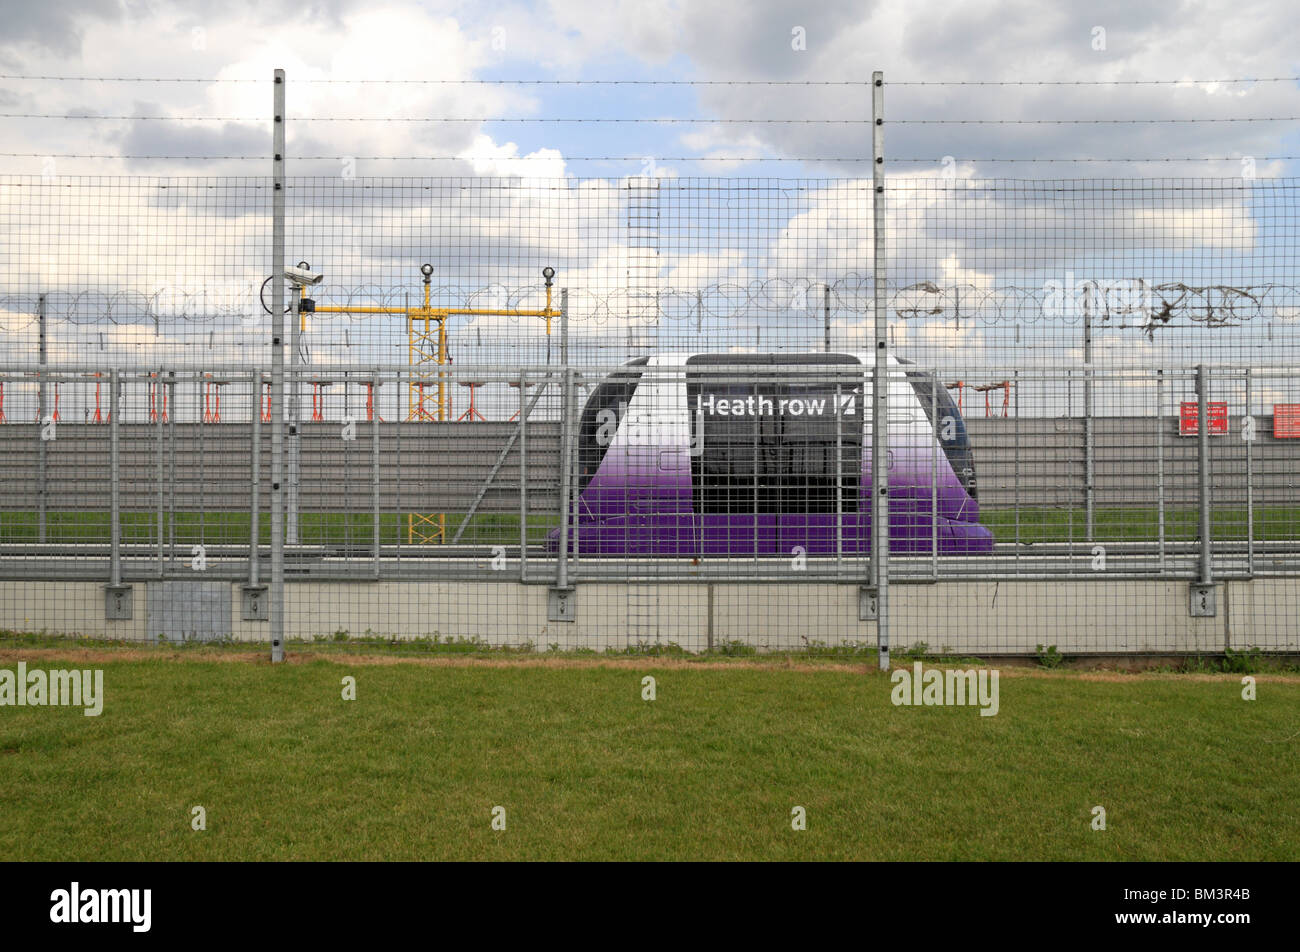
0,359,1297,655
1,71,1298,659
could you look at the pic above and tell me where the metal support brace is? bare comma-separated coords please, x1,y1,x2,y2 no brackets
451,380,549,543
37,294,47,544
1084,284,1094,542
1191,364,1216,617
520,369,529,584
104,368,133,619
372,369,381,581
242,367,267,621
550,291,576,621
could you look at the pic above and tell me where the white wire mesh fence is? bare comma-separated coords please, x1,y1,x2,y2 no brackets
0,75,1297,656
0,358,1296,653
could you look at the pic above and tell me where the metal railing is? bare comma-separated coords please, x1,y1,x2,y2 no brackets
2,362,1296,579
1,360,1297,653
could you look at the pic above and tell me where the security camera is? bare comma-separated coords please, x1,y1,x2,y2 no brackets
284,264,323,286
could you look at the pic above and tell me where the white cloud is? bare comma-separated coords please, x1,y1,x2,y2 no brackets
0,0,1296,376
460,134,569,179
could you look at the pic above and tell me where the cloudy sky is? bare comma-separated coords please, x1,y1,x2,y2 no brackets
0,0,1297,419
1,0,1297,178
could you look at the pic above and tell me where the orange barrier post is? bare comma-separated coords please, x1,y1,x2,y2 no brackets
148,374,169,423
974,380,1012,418
203,376,228,423
364,382,383,422
310,380,332,422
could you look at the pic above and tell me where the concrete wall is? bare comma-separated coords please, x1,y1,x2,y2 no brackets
2,577,1295,653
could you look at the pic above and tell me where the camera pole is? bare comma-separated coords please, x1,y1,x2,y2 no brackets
269,68,286,662
871,70,890,672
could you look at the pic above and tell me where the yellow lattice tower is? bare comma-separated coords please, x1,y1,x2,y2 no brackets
304,263,560,543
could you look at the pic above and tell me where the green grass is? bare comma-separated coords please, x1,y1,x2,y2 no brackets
981,505,1300,544
5,505,1300,547
1,647,1296,860
0,510,559,547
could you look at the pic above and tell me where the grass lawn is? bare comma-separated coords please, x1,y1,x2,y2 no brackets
1,645,1295,861
975,505,1300,544
4,506,1300,547
0,510,560,547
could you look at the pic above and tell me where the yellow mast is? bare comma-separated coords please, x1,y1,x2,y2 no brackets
307,264,560,543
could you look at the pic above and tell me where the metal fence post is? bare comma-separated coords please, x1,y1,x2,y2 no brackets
197,373,205,542
37,293,47,544
1012,369,1020,571
156,365,164,579
1084,283,1094,542
570,370,581,566
1157,369,1166,574
109,369,121,588
1245,368,1254,575
249,368,261,588
103,367,133,620
556,290,572,591
1196,364,1212,586
836,382,843,574
394,366,402,559
269,68,287,662
287,291,300,545
372,368,381,581
752,370,759,560
932,374,939,578
167,372,176,557
824,283,832,352
871,70,890,671
519,368,528,584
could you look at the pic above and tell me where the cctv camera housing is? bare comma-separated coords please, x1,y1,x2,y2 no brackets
284,265,323,286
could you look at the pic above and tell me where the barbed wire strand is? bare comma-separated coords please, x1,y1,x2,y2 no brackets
3,153,1297,163
2,75,1298,85
3,114,1298,124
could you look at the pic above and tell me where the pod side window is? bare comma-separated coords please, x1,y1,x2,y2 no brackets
576,357,649,493
905,371,978,499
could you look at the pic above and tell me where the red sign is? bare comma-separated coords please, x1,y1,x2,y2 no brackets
1179,401,1228,436
1275,404,1300,438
